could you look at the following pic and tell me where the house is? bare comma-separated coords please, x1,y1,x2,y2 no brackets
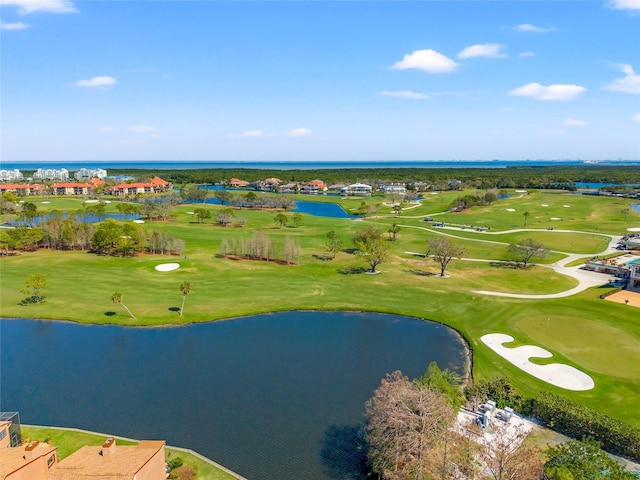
229,178,249,188
277,182,299,194
0,440,58,480
381,184,406,195
50,437,166,480
263,178,282,191
109,177,170,196
0,184,46,196
52,182,93,195
0,170,23,181
341,183,372,197
300,180,327,195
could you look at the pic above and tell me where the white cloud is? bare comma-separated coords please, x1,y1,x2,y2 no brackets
379,90,428,100
519,51,536,58
0,21,29,30
509,82,586,101
633,113,640,121
563,118,587,127
130,125,157,133
287,127,311,137
514,23,554,33
391,49,458,74
604,64,640,94
97,126,113,132
608,0,640,10
240,130,265,138
458,44,506,59
74,76,117,87
0,0,77,14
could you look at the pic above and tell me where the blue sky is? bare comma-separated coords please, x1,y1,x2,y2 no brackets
1,0,639,162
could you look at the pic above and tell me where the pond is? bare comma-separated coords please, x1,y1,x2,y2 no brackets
0,312,468,480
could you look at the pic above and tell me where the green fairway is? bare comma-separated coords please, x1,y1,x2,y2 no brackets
2,189,640,429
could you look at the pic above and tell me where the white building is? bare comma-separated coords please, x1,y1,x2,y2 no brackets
341,183,372,197
33,168,69,181
74,167,107,181
0,169,23,181
382,184,407,195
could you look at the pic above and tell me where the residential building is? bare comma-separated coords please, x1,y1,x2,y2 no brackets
341,183,372,197
0,170,23,182
229,178,249,188
629,259,640,291
52,182,93,195
33,169,69,181
263,178,282,191
74,168,107,181
50,438,166,480
109,177,170,196
0,413,22,448
0,440,58,480
300,180,327,194
381,184,406,195
277,182,299,194
0,184,46,196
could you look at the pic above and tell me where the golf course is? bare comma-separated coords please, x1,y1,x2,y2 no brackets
1,186,639,431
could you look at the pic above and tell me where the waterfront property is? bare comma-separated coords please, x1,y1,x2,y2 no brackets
341,182,372,196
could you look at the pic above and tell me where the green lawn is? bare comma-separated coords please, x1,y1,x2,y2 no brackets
2,190,640,431
21,426,240,479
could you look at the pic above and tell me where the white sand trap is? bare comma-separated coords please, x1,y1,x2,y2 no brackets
41,201,50,204
550,217,561,220
429,192,439,195
505,208,516,212
103,200,111,203
84,199,99,203
515,189,527,193
541,204,549,207
563,205,571,208
186,211,195,214
132,219,145,224
155,263,180,272
481,334,594,391
627,227,640,232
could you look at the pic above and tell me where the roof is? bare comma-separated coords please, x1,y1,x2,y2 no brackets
0,443,57,479
53,183,92,188
0,183,45,189
50,441,165,480
150,176,169,186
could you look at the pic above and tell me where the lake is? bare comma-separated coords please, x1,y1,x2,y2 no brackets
0,312,468,480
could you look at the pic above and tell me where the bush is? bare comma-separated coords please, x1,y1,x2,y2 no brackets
169,465,197,480
532,392,640,461
168,457,184,470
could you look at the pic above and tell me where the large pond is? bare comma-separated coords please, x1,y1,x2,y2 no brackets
0,312,468,480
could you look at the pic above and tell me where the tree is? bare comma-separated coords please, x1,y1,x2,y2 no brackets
193,208,211,224
21,202,38,225
325,230,343,260
426,237,466,277
621,208,630,221
354,230,391,274
414,361,464,408
274,213,288,228
185,185,208,203
291,212,303,228
214,189,232,205
477,421,544,480
544,437,636,480
111,292,136,319
523,210,530,227
215,208,235,226
365,371,457,480
179,282,191,317
22,273,48,303
508,238,549,268
387,223,400,241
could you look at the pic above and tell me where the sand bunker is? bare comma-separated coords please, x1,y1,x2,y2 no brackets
429,192,439,195
84,199,99,203
563,205,571,208
541,204,549,207
155,263,180,272
550,217,561,220
627,227,640,232
132,219,145,224
505,208,516,212
41,201,50,204
186,211,195,214
481,334,594,391
515,189,527,193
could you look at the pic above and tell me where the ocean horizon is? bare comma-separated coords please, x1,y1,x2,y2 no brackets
2,159,639,171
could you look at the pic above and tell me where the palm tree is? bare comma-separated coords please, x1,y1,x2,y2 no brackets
111,292,136,319
523,211,530,227
179,282,191,317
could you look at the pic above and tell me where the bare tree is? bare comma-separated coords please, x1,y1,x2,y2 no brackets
325,230,343,259
426,237,466,277
508,238,549,268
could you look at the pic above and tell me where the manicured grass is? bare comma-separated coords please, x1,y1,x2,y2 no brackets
21,426,240,479
2,190,640,431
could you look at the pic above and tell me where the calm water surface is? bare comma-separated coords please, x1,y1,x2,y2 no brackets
0,312,468,480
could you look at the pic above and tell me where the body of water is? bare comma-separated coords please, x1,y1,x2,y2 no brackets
575,182,640,189
0,312,468,480
4,160,635,171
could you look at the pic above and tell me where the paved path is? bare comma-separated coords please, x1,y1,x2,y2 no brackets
402,224,623,299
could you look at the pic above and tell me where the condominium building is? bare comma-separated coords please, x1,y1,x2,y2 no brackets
0,170,23,182
74,168,107,181
33,169,69,181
